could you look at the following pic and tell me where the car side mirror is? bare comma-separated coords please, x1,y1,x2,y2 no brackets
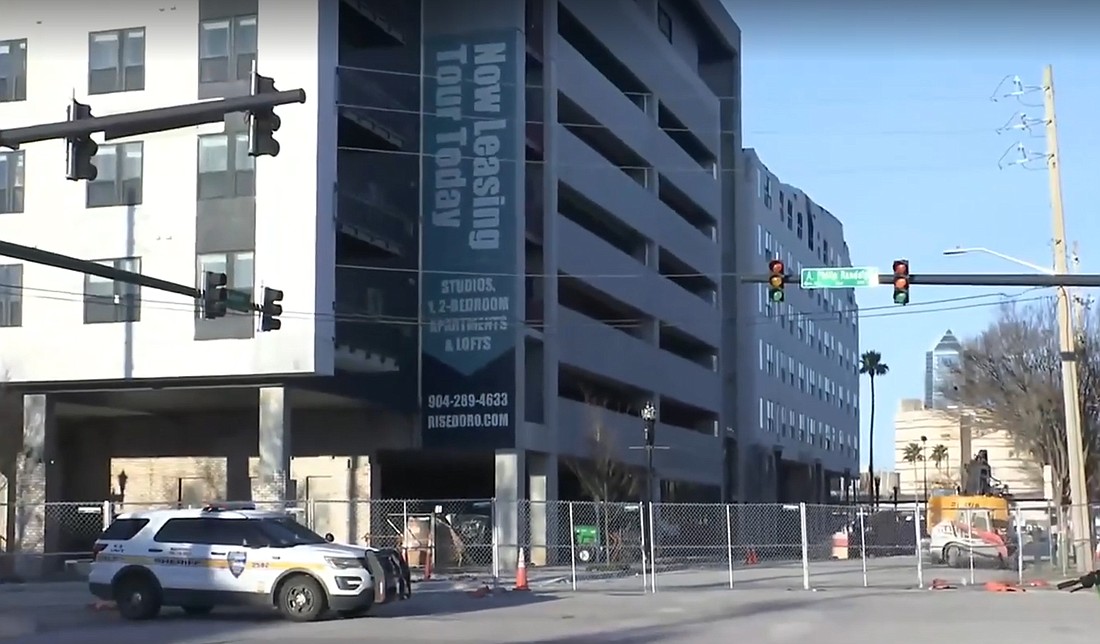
324,533,334,542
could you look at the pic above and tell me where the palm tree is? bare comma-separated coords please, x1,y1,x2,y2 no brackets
902,442,923,499
930,444,949,472
860,350,889,505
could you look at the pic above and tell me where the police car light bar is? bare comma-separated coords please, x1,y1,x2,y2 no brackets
202,502,257,512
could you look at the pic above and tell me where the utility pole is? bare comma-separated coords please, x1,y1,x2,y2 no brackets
1043,64,1093,573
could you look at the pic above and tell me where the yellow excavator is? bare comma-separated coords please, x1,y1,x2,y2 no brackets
926,450,1017,568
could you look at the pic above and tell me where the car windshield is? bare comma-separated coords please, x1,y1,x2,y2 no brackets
255,517,327,547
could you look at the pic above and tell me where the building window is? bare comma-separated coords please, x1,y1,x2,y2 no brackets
199,15,257,84
84,258,141,324
657,6,672,43
197,132,255,199
0,39,27,103
0,150,24,214
196,251,254,317
0,264,23,327
89,28,145,95
88,142,144,208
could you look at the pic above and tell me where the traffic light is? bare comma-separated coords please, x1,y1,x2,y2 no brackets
247,70,282,157
202,271,228,319
65,99,98,181
260,287,284,331
892,259,910,305
767,259,786,303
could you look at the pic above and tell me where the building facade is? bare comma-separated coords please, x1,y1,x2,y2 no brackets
924,329,961,410
731,149,860,502
893,399,1044,501
0,0,742,557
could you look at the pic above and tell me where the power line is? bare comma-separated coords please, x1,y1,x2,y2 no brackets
334,63,988,104
333,101,992,139
336,142,985,177
2,282,1048,332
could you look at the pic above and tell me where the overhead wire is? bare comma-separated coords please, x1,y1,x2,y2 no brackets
0,281,1052,332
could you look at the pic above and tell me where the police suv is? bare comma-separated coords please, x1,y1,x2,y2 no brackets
89,503,410,622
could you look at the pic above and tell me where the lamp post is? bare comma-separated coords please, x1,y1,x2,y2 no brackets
944,245,1092,569
641,402,657,505
920,435,928,502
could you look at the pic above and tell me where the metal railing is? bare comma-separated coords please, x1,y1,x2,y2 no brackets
0,499,1091,592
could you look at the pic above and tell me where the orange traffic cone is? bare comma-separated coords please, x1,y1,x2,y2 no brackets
744,548,759,565
514,548,530,591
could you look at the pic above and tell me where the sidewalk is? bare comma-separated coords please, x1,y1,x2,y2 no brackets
0,581,91,607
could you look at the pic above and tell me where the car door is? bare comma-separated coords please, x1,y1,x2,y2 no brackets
149,518,209,591
203,519,276,598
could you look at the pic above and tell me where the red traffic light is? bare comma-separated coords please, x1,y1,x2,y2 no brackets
892,260,909,275
769,259,785,274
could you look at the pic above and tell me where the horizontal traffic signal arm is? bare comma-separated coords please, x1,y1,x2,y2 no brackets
739,273,1100,287
0,88,306,149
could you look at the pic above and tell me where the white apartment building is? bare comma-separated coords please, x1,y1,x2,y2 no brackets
732,149,860,503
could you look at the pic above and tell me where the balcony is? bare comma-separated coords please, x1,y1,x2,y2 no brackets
336,67,414,152
556,214,719,347
556,306,719,412
341,0,406,47
337,150,416,258
557,128,717,277
334,269,417,374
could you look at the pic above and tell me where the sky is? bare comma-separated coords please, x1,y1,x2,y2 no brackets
723,0,1100,470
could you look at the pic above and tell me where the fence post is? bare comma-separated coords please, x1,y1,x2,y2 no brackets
913,499,923,589
568,502,577,591
798,502,810,591
101,499,112,532
637,502,648,593
966,508,975,585
647,502,657,593
857,504,867,587
491,497,500,586
1015,505,1024,585
725,504,734,589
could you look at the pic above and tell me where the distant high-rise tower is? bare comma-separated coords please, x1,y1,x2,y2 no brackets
925,330,962,409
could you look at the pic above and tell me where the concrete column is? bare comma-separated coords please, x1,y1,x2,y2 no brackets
526,451,558,566
493,449,525,572
252,386,293,503
13,394,58,578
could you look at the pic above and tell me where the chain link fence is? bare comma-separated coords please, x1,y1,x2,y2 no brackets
2,498,1098,592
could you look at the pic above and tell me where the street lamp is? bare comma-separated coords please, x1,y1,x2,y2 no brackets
941,247,1054,275
945,245,1092,570
920,435,928,502
641,402,657,505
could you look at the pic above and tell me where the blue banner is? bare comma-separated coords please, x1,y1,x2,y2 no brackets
420,32,519,447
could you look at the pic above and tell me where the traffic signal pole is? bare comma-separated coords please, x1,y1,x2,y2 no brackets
743,272,1100,288
0,88,306,149
0,239,201,300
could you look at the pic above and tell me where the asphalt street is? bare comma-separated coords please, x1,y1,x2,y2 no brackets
0,556,1077,642
1,579,1098,643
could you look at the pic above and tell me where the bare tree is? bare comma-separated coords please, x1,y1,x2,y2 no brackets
561,393,641,565
939,301,1100,503
562,394,640,503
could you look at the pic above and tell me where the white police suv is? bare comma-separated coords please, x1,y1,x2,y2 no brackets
89,503,400,622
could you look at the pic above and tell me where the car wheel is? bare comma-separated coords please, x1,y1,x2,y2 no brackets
182,605,214,616
113,573,162,621
945,545,962,568
278,574,328,622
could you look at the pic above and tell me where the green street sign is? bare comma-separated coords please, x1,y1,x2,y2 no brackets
800,267,879,289
226,289,253,313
